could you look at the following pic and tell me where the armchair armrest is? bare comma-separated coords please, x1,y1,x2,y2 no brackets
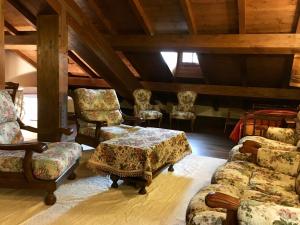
265,127,295,145
0,142,48,153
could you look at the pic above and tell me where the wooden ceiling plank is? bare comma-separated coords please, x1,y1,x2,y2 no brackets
129,0,154,36
4,33,37,50
86,0,117,35
68,50,100,79
68,77,110,88
108,34,300,54
180,0,197,34
4,20,19,35
14,50,37,68
141,81,300,100
237,0,246,34
7,0,37,28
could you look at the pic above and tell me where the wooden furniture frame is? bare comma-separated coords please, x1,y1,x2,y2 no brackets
110,163,174,195
0,119,80,205
72,92,144,148
5,82,19,103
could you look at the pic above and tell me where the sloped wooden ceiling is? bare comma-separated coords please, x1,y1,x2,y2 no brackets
3,0,300,100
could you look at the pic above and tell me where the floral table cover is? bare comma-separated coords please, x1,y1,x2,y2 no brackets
88,127,192,184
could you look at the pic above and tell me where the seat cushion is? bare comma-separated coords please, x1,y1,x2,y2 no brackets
171,111,196,120
228,144,253,162
265,127,296,145
139,110,162,120
0,142,81,180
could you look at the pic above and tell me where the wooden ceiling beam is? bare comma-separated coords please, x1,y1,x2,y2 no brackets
7,0,37,28
141,81,300,100
86,0,117,35
108,34,300,54
129,0,154,36
68,77,110,88
237,0,246,34
180,0,197,34
4,33,37,50
4,21,19,35
68,50,100,79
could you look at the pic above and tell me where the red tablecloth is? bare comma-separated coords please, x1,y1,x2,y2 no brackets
229,110,297,143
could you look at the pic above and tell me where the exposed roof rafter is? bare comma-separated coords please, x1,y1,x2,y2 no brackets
237,0,246,34
180,0,197,34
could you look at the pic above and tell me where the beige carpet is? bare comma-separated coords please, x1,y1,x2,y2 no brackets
0,151,226,225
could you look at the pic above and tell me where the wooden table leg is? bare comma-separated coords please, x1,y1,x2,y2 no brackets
110,174,120,188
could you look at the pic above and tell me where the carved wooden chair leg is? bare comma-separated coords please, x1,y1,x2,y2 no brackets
68,171,76,180
168,164,174,172
138,184,147,195
110,174,120,188
45,191,57,205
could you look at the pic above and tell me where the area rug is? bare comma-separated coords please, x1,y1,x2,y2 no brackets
0,151,226,225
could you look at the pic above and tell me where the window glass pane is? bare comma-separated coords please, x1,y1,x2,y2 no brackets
160,51,178,74
182,52,199,64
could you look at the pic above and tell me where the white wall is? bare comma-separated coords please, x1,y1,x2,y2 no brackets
5,50,37,93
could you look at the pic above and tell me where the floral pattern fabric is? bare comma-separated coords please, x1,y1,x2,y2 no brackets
0,142,81,180
265,127,296,145
74,88,123,125
0,121,24,144
0,90,18,124
133,89,162,120
88,127,191,184
171,91,197,121
238,200,300,225
257,148,300,176
228,144,253,162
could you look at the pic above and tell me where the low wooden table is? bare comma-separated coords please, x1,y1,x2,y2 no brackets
88,127,192,194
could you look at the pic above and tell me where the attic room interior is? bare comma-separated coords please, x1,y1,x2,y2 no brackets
1,0,300,224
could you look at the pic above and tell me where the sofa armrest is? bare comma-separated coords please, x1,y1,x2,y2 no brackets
238,200,300,225
0,142,48,153
265,127,295,145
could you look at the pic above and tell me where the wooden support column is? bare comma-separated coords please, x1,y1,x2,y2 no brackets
37,10,68,141
0,0,4,88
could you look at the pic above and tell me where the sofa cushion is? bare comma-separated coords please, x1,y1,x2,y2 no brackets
228,144,253,162
0,142,81,180
238,200,300,225
139,110,162,120
265,127,296,145
0,90,17,124
170,111,196,120
0,121,23,144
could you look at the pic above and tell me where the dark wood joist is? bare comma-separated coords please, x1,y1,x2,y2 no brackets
86,0,117,35
108,34,300,54
180,0,197,34
68,50,100,79
129,0,154,36
0,0,4,88
237,0,246,34
69,77,110,88
7,0,37,28
4,20,19,35
141,81,300,100
47,0,141,100
4,33,37,50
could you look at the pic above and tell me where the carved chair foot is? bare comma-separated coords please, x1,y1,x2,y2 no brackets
110,174,119,188
138,186,147,195
45,192,56,205
168,164,174,172
68,172,76,180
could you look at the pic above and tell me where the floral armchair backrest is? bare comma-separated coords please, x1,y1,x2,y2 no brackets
0,90,23,144
176,91,197,112
74,88,123,126
133,89,153,115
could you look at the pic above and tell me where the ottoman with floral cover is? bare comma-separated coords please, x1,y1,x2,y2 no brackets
88,127,192,194
186,146,300,225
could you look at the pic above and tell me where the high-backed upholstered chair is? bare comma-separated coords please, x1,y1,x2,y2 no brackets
73,88,142,147
170,91,197,131
0,90,82,205
133,89,162,127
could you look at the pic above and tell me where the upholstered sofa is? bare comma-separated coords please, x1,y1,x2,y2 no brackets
0,90,82,205
187,142,300,224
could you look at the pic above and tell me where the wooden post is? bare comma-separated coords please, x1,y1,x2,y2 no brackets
0,0,4,89
37,10,68,141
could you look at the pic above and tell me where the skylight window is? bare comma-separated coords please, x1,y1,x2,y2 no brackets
160,51,178,74
182,52,199,64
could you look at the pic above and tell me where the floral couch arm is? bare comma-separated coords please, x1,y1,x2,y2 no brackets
265,127,295,145
238,200,300,225
257,148,300,177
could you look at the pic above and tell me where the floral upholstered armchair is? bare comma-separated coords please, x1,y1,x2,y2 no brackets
0,90,82,205
133,89,162,127
170,91,197,131
73,88,143,147
186,142,300,225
